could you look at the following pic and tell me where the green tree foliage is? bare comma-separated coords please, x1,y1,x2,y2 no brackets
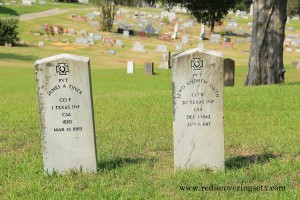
162,0,240,32
0,17,19,46
234,0,252,12
94,0,117,32
287,0,300,16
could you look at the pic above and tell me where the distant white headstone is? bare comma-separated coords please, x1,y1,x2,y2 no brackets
181,35,189,44
198,43,204,50
115,40,123,47
176,43,182,50
38,41,45,47
156,45,168,52
132,42,145,52
200,24,205,41
249,4,253,15
35,54,97,174
22,0,32,5
108,50,116,55
159,51,170,69
127,61,134,74
123,30,129,38
210,34,221,43
74,37,89,45
172,48,224,171
171,21,178,40
160,11,176,22
68,28,75,35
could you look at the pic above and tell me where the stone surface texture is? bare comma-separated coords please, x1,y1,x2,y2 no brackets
172,48,224,171
35,54,97,174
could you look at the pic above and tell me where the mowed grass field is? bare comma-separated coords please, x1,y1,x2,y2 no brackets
0,3,300,199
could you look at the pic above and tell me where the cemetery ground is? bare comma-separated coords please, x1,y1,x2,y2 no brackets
0,3,300,199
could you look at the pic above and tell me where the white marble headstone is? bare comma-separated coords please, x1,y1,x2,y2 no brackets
127,61,134,74
172,48,224,171
35,54,97,174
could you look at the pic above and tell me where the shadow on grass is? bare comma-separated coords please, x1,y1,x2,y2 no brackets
225,153,280,169
286,81,300,86
213,31,250,39
0,52,39,62
0,6,19,16
98,157,156,171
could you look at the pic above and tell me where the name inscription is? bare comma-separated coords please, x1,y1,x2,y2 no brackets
48,77,83,133
175,71,220,127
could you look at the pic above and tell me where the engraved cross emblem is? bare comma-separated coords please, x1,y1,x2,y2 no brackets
191,58,203,70
56,63,69,75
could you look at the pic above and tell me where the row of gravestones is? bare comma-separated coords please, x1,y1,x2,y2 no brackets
34,49,235,174
285,34,300,53
20,0,46,5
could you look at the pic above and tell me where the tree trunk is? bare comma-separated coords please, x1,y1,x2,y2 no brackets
245,0,287,85
210,14,215,33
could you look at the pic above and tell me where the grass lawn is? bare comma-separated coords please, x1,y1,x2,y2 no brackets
0,4,299,199
0,2,89,17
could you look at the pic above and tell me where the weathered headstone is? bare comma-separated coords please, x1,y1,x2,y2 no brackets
199,24,205,41
88,35,94,45
38,41,45,47
292,61,298,68
68,28,75,35
90,22,100,27
39,0,46,5
108,50,116,55
123,30,129,38
159,51,170,69
144,62,154,75
156,45,168,52
22,0,32,5
127,61,134,74
160,11,176,22
93,34,102,41
171,21,178,40
74,37,89,45
181,35,189,44
132,42,145,52
80,30,87,36
176,43,182,50
286,48,292,52
224,58,235,86
249,4,253,15
115,40,123,47
35,54,97,174
210,34,221,43
235,39,245,44
172,48,224,170
104,38,112,46
198,43,204,50
145,22,155,34
86,13,96,20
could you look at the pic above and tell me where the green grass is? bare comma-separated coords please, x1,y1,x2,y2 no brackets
0,2,90,17
0,5,300,199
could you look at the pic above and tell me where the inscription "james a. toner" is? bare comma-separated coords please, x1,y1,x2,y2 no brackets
47,83,83,96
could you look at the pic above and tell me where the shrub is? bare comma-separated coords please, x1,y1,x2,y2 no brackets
0,17,19,46
162,16,169,24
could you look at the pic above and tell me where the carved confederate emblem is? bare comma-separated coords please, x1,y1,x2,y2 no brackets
191,58,203,70
56,63,69,75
